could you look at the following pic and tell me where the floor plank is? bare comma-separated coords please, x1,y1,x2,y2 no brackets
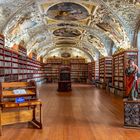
1,83,140,140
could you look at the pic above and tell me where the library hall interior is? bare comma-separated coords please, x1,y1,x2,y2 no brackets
0,0,140,140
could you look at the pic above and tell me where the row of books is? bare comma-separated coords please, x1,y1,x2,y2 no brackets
99,57,112,83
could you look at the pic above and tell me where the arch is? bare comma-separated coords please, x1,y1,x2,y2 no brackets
40,46,95,62
1,0,132,59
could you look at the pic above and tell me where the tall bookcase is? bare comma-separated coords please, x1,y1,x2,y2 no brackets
44,58,62,82
44,62,61,83
95,61,99,80
99,57,112,84
71,62,88,83
90,61,99,81
112,50,138,96
0,47,46,84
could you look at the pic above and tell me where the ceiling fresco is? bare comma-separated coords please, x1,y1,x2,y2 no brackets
0,0,140,61
53,28,81,37
46,2,89,21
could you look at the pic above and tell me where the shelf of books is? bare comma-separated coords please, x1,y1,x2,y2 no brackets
88,62,92,83
99,57,112,87
112,49,138,96
44,57,88,83
95,61,99,80
0,42,46,84
44,58,62,82
44,63,61,83
71,62,88,83
90,61,99,81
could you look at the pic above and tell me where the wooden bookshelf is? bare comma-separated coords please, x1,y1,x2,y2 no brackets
71,62,88,83
0,47,46,84
87,61,99,83
44,63,61,83
44,58,88,83
88,62,92,82
95,61,99,80
112,50,138,96
45,57,62,64
99,57,112,84
0,34,4,48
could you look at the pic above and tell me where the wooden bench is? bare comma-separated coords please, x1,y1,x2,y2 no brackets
0,81,42,135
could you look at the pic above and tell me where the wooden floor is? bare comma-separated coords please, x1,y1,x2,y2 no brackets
1,84,140,140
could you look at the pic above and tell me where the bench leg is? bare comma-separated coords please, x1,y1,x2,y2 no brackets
30,105,42,129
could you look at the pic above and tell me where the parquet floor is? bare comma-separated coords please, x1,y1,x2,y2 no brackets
1,84,140,140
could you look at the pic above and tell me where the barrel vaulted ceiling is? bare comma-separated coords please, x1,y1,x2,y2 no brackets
0,0,140,61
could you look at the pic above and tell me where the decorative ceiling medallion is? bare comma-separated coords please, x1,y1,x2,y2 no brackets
53,28,81,37
61,52,71,58
47,2,89,21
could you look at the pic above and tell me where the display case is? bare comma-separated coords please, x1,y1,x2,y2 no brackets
58,66,71,91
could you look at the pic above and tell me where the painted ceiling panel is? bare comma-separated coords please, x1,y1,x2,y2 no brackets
0,0,140,61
